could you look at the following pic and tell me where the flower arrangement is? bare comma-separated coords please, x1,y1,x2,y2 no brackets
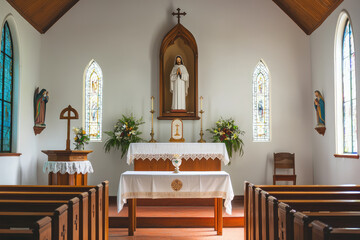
104,114,144,157
207,118,245,160
73,127,90,150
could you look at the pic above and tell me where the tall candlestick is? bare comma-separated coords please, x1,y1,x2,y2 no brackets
149,96,156,142
198,97,206,143
151,96,154,111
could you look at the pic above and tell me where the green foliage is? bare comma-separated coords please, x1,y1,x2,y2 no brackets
73,127,90,150
206,118,245,161
104,114,145,158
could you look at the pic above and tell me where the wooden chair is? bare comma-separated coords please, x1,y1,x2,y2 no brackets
273,152,296,185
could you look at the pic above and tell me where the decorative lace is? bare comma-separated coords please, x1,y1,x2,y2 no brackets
127,143,230,165
129,154,225,163
43,161,94,174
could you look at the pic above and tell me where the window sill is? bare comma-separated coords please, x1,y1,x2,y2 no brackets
334,154,359,159
0,153,22,157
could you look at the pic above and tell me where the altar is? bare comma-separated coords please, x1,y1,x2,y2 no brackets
120,142,232,235
127,142,230,171
118,170,234,236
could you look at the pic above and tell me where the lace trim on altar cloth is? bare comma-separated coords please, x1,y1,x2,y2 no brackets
43,161,94,174
129,153,225,164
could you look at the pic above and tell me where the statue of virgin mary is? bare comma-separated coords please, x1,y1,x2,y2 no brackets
170,55,189,111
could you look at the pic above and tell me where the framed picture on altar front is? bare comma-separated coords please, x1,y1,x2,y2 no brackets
158,21,200,120
169,118,185,142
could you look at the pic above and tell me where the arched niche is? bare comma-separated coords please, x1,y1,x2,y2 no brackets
158,24,199,120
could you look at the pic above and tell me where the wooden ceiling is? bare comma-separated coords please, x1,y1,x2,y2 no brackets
6,0,79,34
273,0,344,35
6,0,343,35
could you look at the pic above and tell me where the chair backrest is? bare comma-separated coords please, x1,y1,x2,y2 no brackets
273,152,295,174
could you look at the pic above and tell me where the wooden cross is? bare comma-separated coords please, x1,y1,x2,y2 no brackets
172,8,186,24
61,224,66,240
60,105,79,151
74,214,78,230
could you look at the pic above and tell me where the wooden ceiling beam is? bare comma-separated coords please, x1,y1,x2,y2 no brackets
273,0,343,35
6,0,79,34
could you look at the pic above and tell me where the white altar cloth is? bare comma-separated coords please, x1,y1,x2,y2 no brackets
127,143,230,165
43,160,94,175
117,171,234,215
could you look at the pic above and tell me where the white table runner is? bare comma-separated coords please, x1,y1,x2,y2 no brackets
43,160,94,175
127,143,230,165
117,171,234,215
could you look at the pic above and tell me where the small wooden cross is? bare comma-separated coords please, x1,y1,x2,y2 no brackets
74,214,78,230
60,105,79,151
172,8,186,24
61,224,66,240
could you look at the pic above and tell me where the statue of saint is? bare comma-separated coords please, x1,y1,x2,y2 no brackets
34,88,49,126
170,55,189,111
314,90,325,126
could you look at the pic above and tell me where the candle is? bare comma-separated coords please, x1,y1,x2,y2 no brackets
151,96,154,111
200,96,203,111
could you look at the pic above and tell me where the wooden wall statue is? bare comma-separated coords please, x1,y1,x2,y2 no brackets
158,8,199,120
33,87,49,135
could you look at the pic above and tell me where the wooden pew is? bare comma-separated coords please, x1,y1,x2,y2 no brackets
247,182,256,240
294,211,360,240
247,185,360,240
259,190,360,240
0,180,109,240
0,188,95,240
277,200,360,240
0,206,67,240
244,181,249,240
311,220,360,240
0,193,82,240
0,216,52,240
0,197,81,240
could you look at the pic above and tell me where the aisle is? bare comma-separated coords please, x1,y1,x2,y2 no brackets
109,227,244,239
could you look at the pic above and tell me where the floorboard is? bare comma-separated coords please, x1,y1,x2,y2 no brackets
109,227,244,239
109,198,244,228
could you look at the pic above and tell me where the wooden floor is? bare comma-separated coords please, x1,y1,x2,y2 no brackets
109,198,244,228
109,227,244,239
108,198,244,238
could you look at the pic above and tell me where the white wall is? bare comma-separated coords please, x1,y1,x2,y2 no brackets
0,0,42,184
37,0,313,195
311,0,360,184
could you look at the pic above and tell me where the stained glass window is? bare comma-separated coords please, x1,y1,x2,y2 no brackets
342,20,357,154
253,60,270,142
0,22,13,152
85,60,103,141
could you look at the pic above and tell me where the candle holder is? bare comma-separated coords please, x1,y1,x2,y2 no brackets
149,96,157,142
198,109,206,143
149,109,156,142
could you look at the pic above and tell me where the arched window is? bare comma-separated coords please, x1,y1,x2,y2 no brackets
253,60,270,142
84,60,103,141
335,12,357,155
0,22,13,152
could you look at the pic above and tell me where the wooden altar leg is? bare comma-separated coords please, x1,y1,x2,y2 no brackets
216,198,223,235
214,198,218,231
134,199,137,231
48,173,53,185
128,199,135,236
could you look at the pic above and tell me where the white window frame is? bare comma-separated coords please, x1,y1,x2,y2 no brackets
334,11,358,156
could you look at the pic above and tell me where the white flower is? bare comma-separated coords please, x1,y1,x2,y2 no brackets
72,127,79,134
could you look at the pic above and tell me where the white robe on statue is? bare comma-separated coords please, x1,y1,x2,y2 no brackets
170,64,189,110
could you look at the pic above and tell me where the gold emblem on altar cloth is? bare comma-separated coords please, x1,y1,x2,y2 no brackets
171,179,183,191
